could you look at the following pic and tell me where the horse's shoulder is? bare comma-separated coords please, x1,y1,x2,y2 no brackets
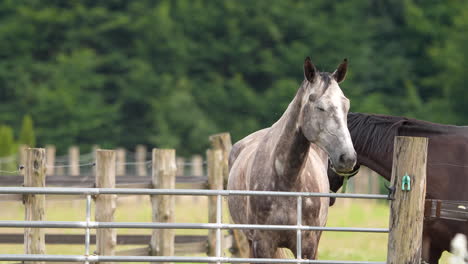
229,127,270,168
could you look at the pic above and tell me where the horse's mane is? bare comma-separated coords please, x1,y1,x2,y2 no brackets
348,113,403,154
347,112,463,155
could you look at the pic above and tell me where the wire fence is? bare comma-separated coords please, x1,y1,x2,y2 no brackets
0,186,389,264
0,153,205,177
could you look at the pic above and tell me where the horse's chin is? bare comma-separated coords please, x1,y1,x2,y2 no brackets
331,163,361,177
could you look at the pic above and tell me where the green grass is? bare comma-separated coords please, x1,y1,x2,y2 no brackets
0,197,451,263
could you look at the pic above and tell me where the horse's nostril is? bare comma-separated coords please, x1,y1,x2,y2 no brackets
339,153,346,163
339,153,356,167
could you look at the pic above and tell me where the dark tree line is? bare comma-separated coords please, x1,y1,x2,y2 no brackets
0,0,466,155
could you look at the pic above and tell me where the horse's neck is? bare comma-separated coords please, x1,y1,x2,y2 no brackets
357,155,392,181
271,81,310,189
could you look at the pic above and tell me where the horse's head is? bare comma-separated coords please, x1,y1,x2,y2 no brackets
300,57,356,174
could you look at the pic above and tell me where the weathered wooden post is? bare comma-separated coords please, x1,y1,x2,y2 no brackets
191,155,203,203
208,133,248,257
207,149,224,256
95,150,117,263
191,155,203,177
136,145,147,177
18,144,28,176
92,145,99,176
19,145,28,166
209,133,232,188
116,148,126,176
175,157,185,203
150,149,176,264
45,145,56,176
24,148,46,264
387,136,428,264
55,151,65,176
68,146,80,176
176,157,185,177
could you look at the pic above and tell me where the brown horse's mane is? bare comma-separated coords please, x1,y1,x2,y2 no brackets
347,112,466,155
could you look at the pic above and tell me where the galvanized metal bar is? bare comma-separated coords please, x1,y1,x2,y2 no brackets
216,194,222,264
296,196,302,261
85,194,91,264
0,187,389,199
0,220,389,233
0,254,386,263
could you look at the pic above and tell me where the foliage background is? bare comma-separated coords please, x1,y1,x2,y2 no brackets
0,0,467,155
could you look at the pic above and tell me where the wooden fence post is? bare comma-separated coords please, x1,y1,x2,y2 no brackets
208,133,248,257
387,136,428,264
191,155,203,203
136,145,147,177
150,149,176,264
209,133,232,188
69,146,79,176
191,155,203,177
24,148,46,264
116,148,126,176
207,149,224,256
175,157,185,204
45,145,55,176
95,150,117,263
19,144,28,175
55,149,65,175
176,157,185,177
92,145,99,176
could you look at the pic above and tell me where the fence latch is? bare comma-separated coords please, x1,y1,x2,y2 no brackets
384,182,395,200
402,173,411,191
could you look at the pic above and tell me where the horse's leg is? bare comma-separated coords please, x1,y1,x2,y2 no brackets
427,247,443,264
422,238,444,264
248,240,253,258
422,226,444,264
290,231,320,259
251,236,277,263
422,232,431,263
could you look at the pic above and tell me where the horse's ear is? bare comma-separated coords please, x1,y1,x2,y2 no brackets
304,56,316,82
332,58,348,83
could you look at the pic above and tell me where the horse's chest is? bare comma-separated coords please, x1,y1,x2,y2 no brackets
251,196,322,226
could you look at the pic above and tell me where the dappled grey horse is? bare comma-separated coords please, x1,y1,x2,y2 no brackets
227,57,356,260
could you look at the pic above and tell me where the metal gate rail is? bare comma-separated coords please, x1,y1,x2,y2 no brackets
0,254,386,264
0,187,388,264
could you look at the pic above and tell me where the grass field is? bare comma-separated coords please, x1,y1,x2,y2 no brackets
0,196,451,263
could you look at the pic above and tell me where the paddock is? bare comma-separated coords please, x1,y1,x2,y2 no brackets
0,135,431,263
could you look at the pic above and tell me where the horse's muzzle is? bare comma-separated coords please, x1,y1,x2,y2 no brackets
330,151,357,174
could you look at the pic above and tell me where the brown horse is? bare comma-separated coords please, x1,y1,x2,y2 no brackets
328,112,468,264
227,57,356,260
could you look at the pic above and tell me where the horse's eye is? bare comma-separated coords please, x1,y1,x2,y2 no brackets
316,106,325,112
